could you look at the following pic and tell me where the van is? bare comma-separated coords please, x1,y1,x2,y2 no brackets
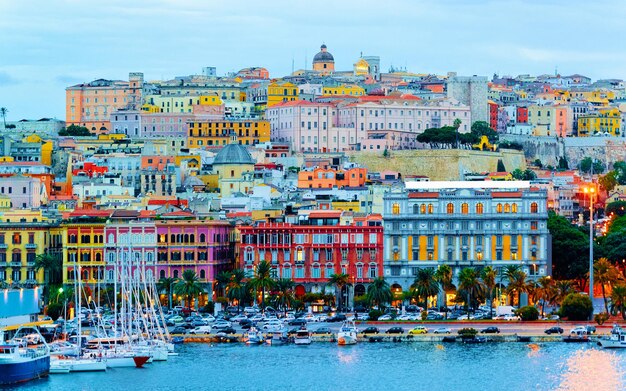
189,325,212,334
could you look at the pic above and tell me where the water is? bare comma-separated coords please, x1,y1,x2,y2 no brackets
14,343,626,391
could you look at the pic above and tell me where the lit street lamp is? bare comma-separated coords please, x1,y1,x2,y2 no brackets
583,185,596,317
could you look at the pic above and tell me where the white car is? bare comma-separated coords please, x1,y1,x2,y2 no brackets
244,306,260,315
503,314,521,321
317,314,329,322
433,327,452,334
230,314,248,322
249,314,264,322
262,320,284,331
189,325,212,334
396,314,412,321
202,314,216,323
303,314,319,322
378,314,393,321
212,320,232,329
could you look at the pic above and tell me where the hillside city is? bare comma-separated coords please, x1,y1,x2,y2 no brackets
3,43,626,320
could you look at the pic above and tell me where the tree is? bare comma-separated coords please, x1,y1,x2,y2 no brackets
505,266,531,306
328,273,350,312
560,293,593,321
274,278,295,315
214,271,232,298
605,201,626,217
481,266,497,319
366,277,392,309
58,124,93,137
532,276,555,317
558,156,569,170
516,305,539,321
599,171,619,193
174,270,203,309
594,258,621,313
410,268,439,310
34,253,62,286
534,159,543,169
434,264,453,315
496,159,506,173
157,277,177,309
579,157,605,174
226,269,246,311
610,284,626,319
471,121,499,143
554,280,575,305
248,260,276,311
0,107,7,129
458,267,483,317
548,211,592,280
613,161,626,185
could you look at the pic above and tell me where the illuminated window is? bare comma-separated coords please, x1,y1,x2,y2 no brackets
296,248,304,262
512,203,518,213
496,203,503,213
476,251,483,261
461,203,469,214
420,204,426,214
447,203,454,214
392,203,401,215
504,203,511,213
428,204,433,214
476,203,483,214
530,202,538,213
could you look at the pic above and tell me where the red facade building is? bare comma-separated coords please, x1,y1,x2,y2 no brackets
237,211,383,303
488,101,499,130
517,106,528,123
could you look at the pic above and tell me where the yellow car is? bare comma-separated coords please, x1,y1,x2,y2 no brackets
408,326,428,335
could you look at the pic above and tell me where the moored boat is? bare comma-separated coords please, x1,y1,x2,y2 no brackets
294,328,311,345
337,320,358,346
267,330,289,345
0,327,50,385
597,324,626,348
245,327,264,345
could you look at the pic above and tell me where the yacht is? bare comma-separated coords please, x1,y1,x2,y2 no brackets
294,328,311,345
597,324,626,348
245,327,264,345
0,327,50,385
337,320,358,346
267,330,289,345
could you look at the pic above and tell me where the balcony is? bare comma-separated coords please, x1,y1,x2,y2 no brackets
11,261,22,267
0,244,7,249
25,243,37,249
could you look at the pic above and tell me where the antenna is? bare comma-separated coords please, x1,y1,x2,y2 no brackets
292,57,295,74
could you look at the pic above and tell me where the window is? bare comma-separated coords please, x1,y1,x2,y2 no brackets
511,203,518,213
325,264,334,278
461,203,469,214
428,204,433,214
504,203,511,213
447,203,454,214
12,233,21,244
496,203,503,213
531,221,538,230
531,202,538,213
392,203,400,215
311,266,321,279
496,235,503,246
282,267,292,279
420,204,426,214
295,267,305,279
475,203,483,214
413,204,419,214
369,264,377,278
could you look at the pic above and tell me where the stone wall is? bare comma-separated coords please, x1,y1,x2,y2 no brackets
500,135,562,167
348,149,526,181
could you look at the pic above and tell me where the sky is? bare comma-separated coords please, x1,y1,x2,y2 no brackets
1,0,626,120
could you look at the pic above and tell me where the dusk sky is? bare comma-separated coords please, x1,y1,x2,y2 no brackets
1,0,626,120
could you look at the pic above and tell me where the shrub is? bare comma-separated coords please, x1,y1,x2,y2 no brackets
368,309,383,321
559,293,593,321
46,303,63,321
457,328,478,339
515,306,539,321
595,312,610,325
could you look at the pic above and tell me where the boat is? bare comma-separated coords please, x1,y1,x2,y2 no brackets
50,356,106,373
294,328,311,345
0,327,51,385
245,327,264,345
49,340,78,356
267,330,289,345
337,320,358,346
597,324,626,348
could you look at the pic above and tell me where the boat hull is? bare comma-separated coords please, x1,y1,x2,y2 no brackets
338,334,357,345
597,340,626,348
294,338,311,345
0,356,50,385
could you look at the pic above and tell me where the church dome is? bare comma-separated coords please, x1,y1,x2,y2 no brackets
313,44,334,63
213,143,254,165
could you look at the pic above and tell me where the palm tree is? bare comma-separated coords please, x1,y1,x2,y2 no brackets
248,261,276,311
458,267,483,317
274,278,295,315
0,107,7,129
504,266,530,306
481,266,497,319
327,273,350,312
34,253,63,300
214,271,232,298
157,277,177,309
610,284,626,320
366,277,392,309
595,258,621,313
434,264,453,318
226,269,246,311
174,270,203,309
532,276,555,317
410,268,439,310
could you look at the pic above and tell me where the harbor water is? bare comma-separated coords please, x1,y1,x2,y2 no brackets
12,342,626,391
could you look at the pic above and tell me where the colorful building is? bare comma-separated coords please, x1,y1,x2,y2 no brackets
187,119,270,147
577,107,622,137
528,105,570,137
322,84,365,97
267,82,299,108
312,44,335,75
297,167,368,189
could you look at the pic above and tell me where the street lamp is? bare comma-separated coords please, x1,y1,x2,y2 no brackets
583,185,596,316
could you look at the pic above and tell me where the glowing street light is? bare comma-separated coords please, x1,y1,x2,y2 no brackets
583,185,596,318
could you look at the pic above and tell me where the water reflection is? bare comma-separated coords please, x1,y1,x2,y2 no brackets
556,349,624,391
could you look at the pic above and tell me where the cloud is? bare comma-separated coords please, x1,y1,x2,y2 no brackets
0,71,19,86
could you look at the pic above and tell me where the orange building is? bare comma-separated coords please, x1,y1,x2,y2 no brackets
298,167,368,189
141,156,176,170
65,73,143,134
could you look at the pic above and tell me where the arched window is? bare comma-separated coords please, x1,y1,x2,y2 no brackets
461,203,469,214
200,233,206,243
146,269,153,281
95,253,102,263
146,253,153,263
190,234,195,243
530,202,538,213
420,204,426,214
173,270,179,279
108,269,114,281
159,270,166,279
199,270,206,279
496,203,503,213
392,203,400,215
413,204,419,214
108,234,115,244
428,204,433,214
108,253,115,263
170,234,175,243
512,203,518,213
504,203,511,213
476,203,484,214
446,203,454,214
184,234,189,243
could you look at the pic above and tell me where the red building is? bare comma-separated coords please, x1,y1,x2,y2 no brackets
488,101,499,130
517,106,528,123
237,211,383,306
72,162,108,178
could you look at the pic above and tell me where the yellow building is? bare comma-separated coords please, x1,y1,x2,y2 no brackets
61,214,107,285
0,195,11,210
354,58,370,76
188,119,270,147
0,210,55,286
312,44,335,75
145,93,228,113
331,200,361,212
267,82,298,108
578,108,622,136
322,84,366,97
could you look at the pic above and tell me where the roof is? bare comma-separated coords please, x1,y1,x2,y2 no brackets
213,143,255,165
308,210,342,218
408,192,440,198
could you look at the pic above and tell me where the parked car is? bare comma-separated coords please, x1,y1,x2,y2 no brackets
312,327,332,335
385,327,404,334
378,314,393,321
433,327,452,334
481,326,500,334
262,320,284,331
230,314,248,322
503,314,521,321
170,326,188,334
426,313,444,320
544,326,564,335
288,319,307,326
328,314,347,322
212,320,232,330
408,326,428,335
218,327,237,335
362,326,380,334
189,325,212,334
570,326,588,335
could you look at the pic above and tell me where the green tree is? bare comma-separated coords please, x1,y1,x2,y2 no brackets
511,168,525,180
496,159,506,173
157,277,177,309
471,121,499,143
579,157,605,174
516,305,539,321
548,211,592,280
599,171,618,193
226,269,247,311
505,266,531,306
605,201,626,217
274,278,295,315
594,258,621,313
458,267,483,317
613,161,626,185
58,124,93,137
34,253,63,299
560,292,593,321
434,264,453,315
481,266,497,319
410,268,439,310
366,277,392,309
558,156,569,170
0,107,7,129
554,280,575,305
532,276,556,317
534,159,543,168
248,260,276,311
328,273,350,312
610,284,626,319
214,271,232,298
174,270,203,308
